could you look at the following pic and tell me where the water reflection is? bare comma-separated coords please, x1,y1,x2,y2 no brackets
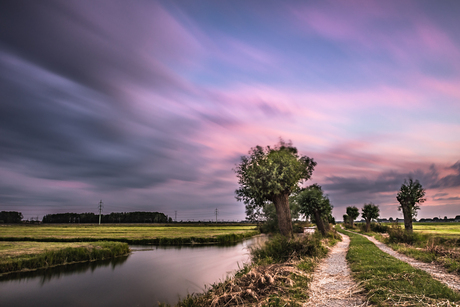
0,235,267,307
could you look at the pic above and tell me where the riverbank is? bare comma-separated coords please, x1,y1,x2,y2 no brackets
0,224,259,245
0,241,130,275
160,230,342,306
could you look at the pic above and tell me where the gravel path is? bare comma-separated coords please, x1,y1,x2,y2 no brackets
347,229,460,292
303,233,367,307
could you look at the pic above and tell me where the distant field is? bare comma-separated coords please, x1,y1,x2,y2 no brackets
413,223,460,237
0,224,259,244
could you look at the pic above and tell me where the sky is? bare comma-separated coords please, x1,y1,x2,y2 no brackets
1,0,459,222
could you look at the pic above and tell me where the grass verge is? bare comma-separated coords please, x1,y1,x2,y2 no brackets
0,241,129,275
159,231,339,307
338,227,460,306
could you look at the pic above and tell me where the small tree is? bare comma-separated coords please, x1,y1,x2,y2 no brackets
346,206,359,227
396,178,426,232
361,203,379,232
343,214,349,226
235,140,316,237
297,184,332,236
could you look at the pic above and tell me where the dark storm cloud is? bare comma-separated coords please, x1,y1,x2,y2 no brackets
323,162,460,195
0,53,203,190
0,0,196,98
0,0,209,193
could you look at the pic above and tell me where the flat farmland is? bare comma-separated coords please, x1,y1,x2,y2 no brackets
413,223,460,238
0,224,259,244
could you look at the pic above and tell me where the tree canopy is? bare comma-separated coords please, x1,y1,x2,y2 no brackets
361,203,379,232
396,178,426,231
297,184,332,236
235,140,316,237
346,206,359,227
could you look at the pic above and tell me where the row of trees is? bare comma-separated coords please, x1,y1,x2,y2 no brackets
0,211,23,223
343,204,379,232
42,211,171,223
343,178,426,233
235,140,428,237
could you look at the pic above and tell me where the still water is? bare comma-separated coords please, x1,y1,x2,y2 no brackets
0,235,267,307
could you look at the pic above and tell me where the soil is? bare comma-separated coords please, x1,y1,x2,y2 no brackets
303,233,367,306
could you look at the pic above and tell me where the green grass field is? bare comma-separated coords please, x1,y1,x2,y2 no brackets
0,224,259,244
413,223,460,237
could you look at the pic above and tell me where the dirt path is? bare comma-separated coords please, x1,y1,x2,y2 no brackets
303,233,367,307
345,229,460,292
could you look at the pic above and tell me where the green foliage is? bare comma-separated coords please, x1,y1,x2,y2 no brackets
297,184,332,235
387,223,424,245
251,234,326,264
346,206,359,225
361,203,379,232
0,211,23,223
338,228,460,306
235,140,316,207
370,223,389,233
361,203,379,222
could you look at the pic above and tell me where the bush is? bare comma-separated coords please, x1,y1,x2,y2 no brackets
251,234,327,263
359,222,389,233
370,223,389,233
387,224,424,245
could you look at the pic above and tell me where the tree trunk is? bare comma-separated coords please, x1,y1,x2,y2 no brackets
366,219,371,232
314,211,326,236
273,193,293,238
324,218,330,232
401,203,413,232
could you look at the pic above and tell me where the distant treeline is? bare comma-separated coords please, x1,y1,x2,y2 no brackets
0,211,23,223
42,211,171,223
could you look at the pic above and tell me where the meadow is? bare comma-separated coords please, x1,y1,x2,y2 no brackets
413,222,460,238
0,224,259,244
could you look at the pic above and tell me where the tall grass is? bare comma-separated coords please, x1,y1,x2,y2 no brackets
0,241,129,274
251,233,327,264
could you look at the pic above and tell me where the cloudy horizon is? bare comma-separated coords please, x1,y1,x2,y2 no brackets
1,0,459,221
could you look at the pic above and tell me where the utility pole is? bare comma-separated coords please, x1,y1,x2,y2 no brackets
215,208,218,223
175,210,177,222
98,200,104,225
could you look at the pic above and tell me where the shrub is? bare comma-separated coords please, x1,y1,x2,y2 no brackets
370,223,389,233
251,234,326,263
387,224,423,245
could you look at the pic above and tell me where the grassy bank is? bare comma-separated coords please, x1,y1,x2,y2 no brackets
338,227,460,306
349,222,460,275
160,231,341,307
0,241,129,275
0,224,259,245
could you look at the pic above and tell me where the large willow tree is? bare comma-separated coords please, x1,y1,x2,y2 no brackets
234,140,316,237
